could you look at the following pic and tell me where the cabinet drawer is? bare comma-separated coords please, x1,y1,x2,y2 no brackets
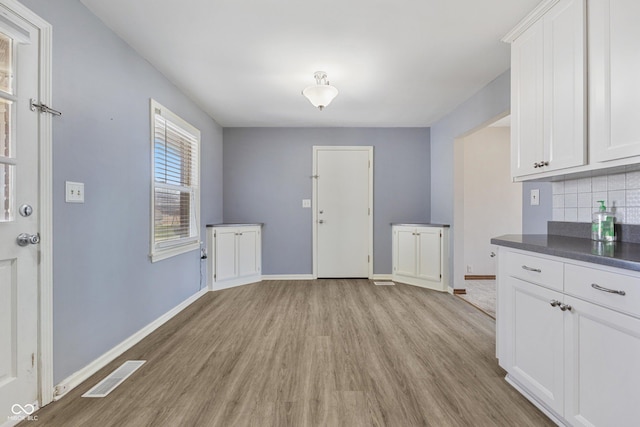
565,264,640,318
504,251,563,291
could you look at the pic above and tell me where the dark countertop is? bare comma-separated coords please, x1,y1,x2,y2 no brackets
491,234,640,272
206,223,264,228
391,223,450,228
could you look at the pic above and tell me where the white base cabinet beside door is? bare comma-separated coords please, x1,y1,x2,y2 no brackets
496,247,640,426
392,225,449,292
207,225,261,290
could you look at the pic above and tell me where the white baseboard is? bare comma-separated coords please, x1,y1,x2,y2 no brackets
209,275,262,291
261,274,314,281
53,288,209,401
372,274,393,281
448,286,454,295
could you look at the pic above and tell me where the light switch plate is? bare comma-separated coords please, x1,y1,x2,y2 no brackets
530,189,540,206
302,199,311,208
66,181,85,203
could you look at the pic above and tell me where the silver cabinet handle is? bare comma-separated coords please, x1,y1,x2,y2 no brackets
522,265,542,273
550,300,561,307
591,283,626,296
559,303,572,312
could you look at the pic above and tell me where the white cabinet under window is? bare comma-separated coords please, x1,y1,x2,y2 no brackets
207,224,261,290
392,225,449,292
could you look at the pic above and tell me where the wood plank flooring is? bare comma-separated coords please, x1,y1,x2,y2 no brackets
26,280,553,426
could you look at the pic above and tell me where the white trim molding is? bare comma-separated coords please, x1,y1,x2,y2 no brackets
501,0,561,43
372,274,393,281
53,289,208,401
261,275,314,281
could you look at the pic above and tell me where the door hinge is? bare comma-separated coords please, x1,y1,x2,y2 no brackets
368,160,371,168
368,255,370,263
31,353,35,368
440,274,442,279
214,274,216,279
368,208,370,215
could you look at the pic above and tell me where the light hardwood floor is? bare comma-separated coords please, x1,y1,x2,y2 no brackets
26,280,553,426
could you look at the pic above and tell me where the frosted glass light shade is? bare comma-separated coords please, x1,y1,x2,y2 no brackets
302,83,338,110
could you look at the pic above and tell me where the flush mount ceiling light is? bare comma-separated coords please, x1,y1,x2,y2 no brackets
302,71,338,110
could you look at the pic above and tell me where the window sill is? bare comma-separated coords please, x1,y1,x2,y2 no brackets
150,241,199,263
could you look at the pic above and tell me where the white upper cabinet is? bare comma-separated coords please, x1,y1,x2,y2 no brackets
589,0,640,162
508,0,586,178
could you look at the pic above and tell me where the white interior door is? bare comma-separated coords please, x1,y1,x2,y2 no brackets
0,7,41,422
314,146,372,278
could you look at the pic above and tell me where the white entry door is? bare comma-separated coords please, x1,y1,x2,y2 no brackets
314,146,372,278
0,6,41,422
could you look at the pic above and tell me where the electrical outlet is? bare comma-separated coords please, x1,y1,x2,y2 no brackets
65,181,84,203
466,265,472,273
530,189,540,206
302,199,311,208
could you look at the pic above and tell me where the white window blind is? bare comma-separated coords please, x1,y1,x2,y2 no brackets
150,100,200,262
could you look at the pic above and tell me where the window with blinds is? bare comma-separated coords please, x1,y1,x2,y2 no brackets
150,99,200,262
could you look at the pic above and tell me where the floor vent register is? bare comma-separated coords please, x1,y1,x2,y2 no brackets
82,360,146,398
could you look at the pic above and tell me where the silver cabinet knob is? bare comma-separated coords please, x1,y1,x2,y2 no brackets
559,303,572,312
17,233,40,247
318,220,325,224
550,300,561,307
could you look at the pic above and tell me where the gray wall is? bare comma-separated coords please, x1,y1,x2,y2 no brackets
522,181,553,233
223,128,431,275
429,71,511,282
21,0,223,383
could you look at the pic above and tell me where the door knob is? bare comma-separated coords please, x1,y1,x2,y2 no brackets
17,233,40,247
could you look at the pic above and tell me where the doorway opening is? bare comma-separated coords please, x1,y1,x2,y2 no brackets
453,113,521,317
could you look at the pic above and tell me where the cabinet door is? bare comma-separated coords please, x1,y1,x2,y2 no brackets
416,228,441,283
590,0,640,162
237,228,260,278
393,227,416,277
564,296,640,427
511,18,545,177
543,0,586,171
214,228,237,282
506,277,565,416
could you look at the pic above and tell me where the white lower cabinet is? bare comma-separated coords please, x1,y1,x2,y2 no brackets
564,295,640,427
207,225,261,289
505,276,565,416
497,247,640,426
392,225,449,292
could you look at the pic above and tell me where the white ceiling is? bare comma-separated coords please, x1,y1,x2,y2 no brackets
81,0,539,127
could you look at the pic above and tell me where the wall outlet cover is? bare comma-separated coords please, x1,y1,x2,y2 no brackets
66,181,85,203
530,189,540,206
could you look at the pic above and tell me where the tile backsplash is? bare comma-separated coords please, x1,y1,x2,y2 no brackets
552,171,640,224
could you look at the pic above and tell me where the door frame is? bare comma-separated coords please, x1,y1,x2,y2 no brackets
312,146,374,279
1,0,54,407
